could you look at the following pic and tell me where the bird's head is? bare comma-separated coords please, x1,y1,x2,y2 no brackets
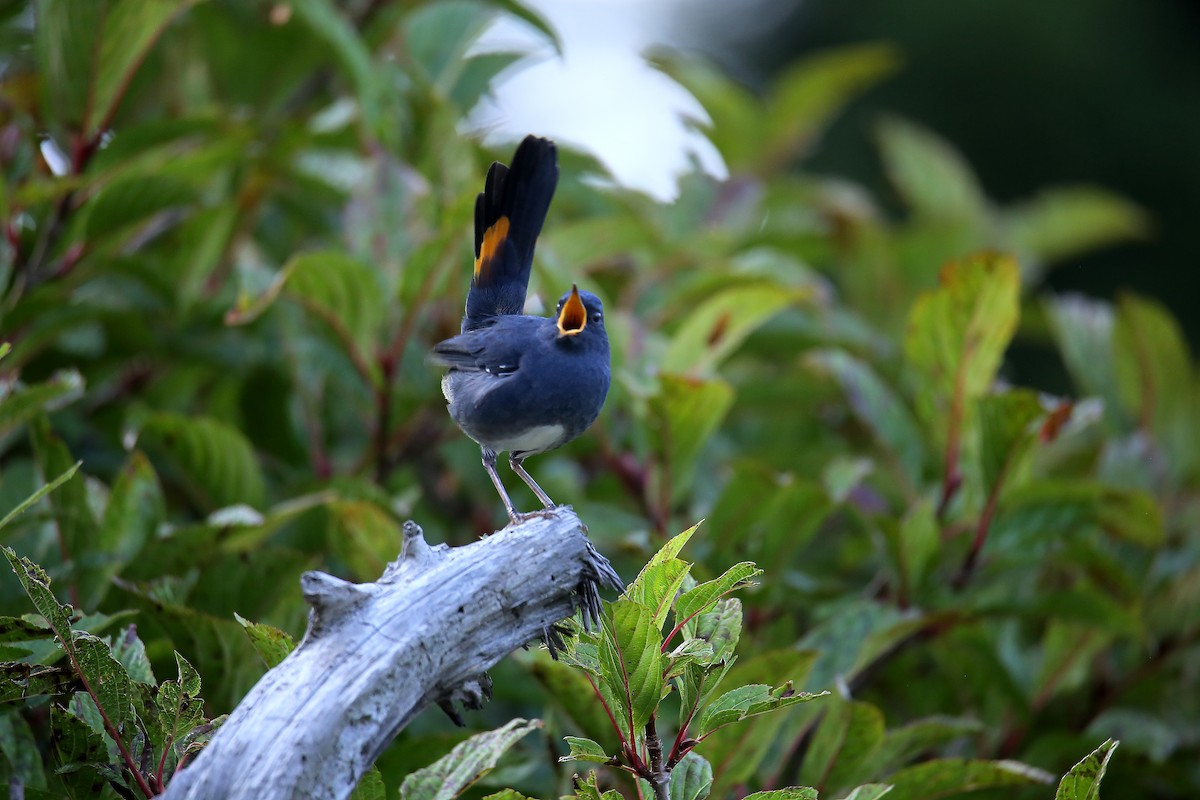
555,285,606,339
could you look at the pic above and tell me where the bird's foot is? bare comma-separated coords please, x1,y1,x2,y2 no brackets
504,506,563,527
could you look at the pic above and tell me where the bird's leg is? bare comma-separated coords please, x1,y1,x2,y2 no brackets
481,447,524,524
509,455,557,510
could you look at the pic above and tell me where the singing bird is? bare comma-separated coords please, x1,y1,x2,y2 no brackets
428,136,611,524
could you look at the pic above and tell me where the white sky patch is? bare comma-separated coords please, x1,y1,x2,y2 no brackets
466,0,727,201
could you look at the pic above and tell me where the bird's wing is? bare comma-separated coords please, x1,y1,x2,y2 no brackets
427,327,528,375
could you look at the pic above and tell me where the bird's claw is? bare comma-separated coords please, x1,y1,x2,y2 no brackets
505,506,562,526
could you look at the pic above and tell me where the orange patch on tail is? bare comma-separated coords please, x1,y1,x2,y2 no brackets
474,216,510,281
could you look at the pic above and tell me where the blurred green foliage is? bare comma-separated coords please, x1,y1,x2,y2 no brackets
0,1,1196,798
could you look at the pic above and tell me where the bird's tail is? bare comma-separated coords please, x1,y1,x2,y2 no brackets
464,136,558,330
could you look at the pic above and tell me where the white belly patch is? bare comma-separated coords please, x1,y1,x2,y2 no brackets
491,424,565,455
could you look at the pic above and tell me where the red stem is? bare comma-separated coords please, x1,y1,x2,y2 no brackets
936,372,967,520
154,736,173,792
666,685,704,767
64,650,157,796
373,353,396,484
582,671,645,773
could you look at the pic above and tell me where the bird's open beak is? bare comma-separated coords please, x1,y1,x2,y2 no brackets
556,284,587,337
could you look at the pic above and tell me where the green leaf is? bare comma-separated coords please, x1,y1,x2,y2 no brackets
649,53,762,172
1006,185,1147,265
976,389,1044,495
285,251,388,362
0,708,47,789
0,459,81,532
0,615,51,644
235,614,295,669
3,548,73,641
400,718,542,800
697,682,824,738
171,203,240,309
662,282,806,375
838,786,894,800
483,791,536,800
995,480,1164,547
327,500,403,582
626,558,691,632
0,369,84,440
405,2,502,98
138,413,267,511
904,253,1021,440
151,652,203,751
821,456,873,504
883,758,1052,800
673,563,761,633
623,523,701,629
741,789,818,800
1044,295,1123,414
669,751,713,800
73,633,136,736
664,637,714,681
109,625,155,685
290,0,386,139
871,716,984,778
570,770,624,800
89,0,199,135
83,451,163,610
881,500,939,598
559,735,611,764
763,44,901,166
350,766,387,800
708,465,833,570
0,662,77,702
1054,739,1118,800
82,174,199,243
524,652,617,751
792,603,931,706
30,420,98,580
113,588,261,711
642,523,702,570
807,349,925,483
599,600,663,741
685,598,742,666
1112,293,1198,478
451,51,524,112
798,699,885,793
1085,710,1172,763
49,703,108,768
476,0,561,54
877,117,988,222
35,0,104,131
229,250,385,378
1035,621,1112,705
704,649,818,789
648,374,735,502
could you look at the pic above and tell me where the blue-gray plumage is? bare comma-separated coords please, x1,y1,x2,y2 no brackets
429,136,611,523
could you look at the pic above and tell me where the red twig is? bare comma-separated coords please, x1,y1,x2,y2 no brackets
154,736,173,792
62,650,157,797
581,670,644,772
936,369,967,520
373,352,396,483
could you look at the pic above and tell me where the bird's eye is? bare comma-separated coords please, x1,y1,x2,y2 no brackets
591,312,603,323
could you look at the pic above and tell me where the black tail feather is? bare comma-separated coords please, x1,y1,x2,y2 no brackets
465,136,558,330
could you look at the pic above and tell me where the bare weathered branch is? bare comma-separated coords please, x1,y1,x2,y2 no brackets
164,509,620,800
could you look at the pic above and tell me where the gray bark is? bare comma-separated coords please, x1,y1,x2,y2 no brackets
163,509,621,800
